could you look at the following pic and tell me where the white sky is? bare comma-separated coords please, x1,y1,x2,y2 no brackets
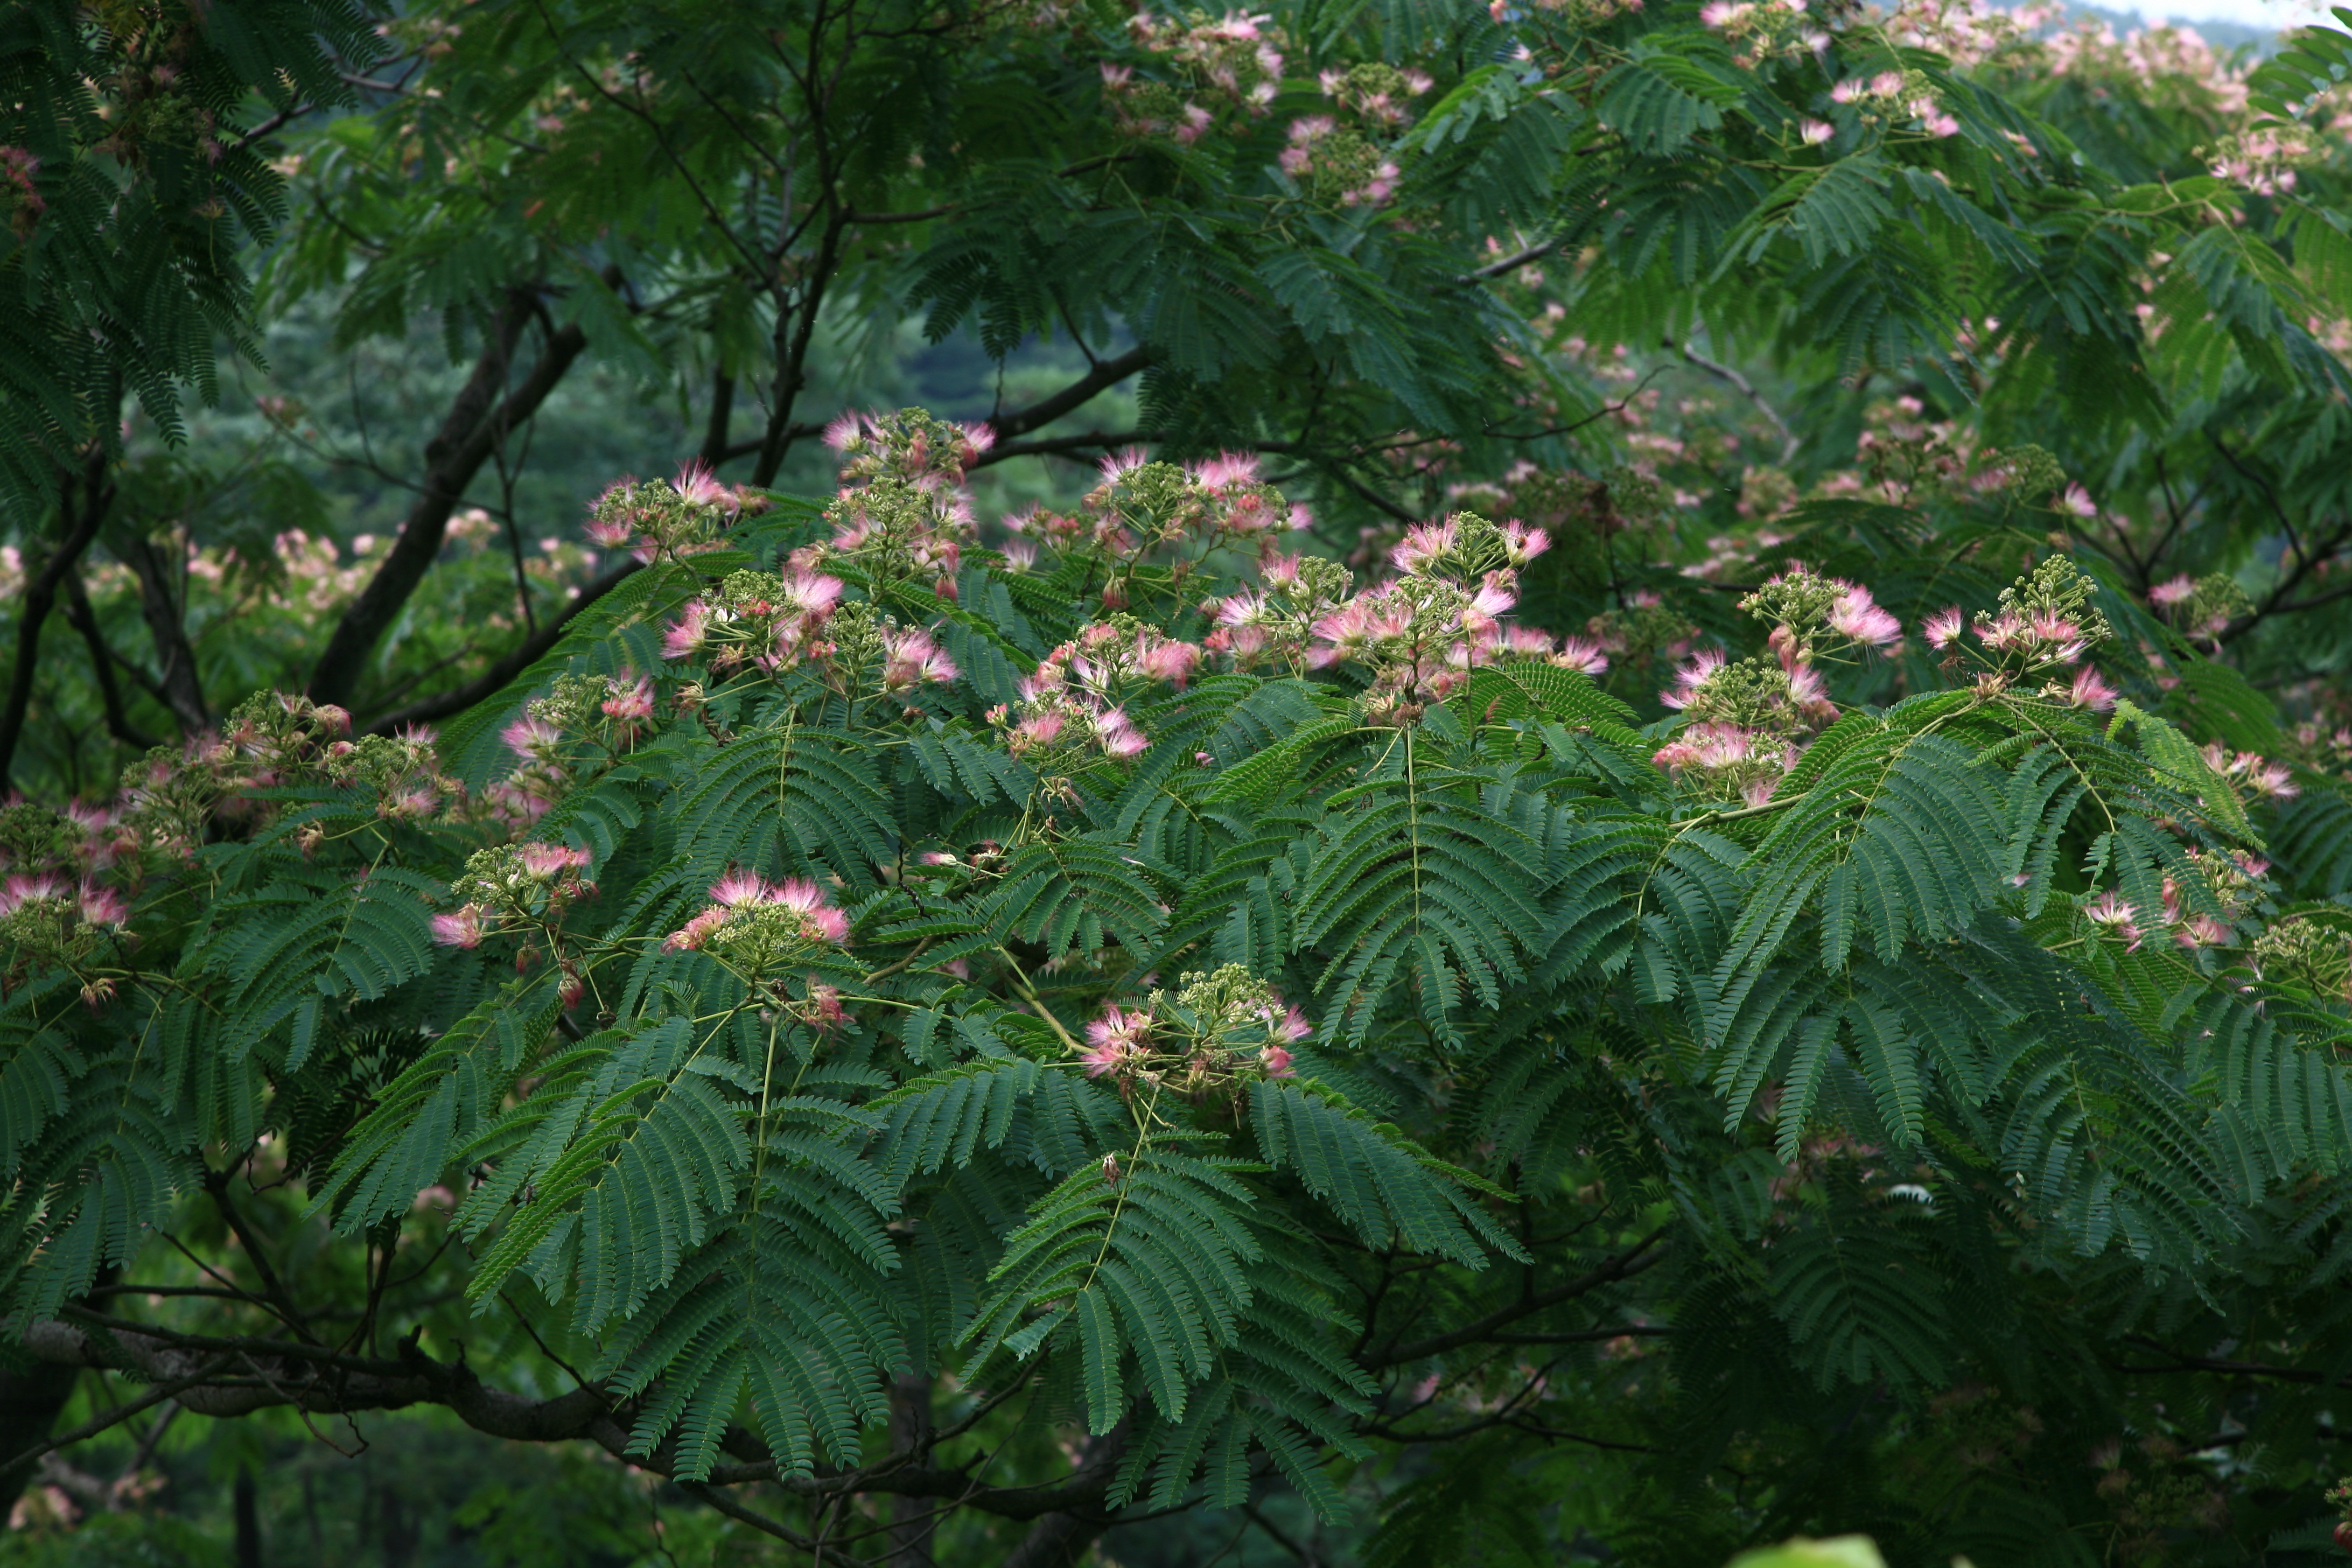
2130,0,2330,26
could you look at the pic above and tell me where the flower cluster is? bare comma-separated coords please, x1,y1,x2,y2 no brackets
433,841,600,1002
2251,915,2352,1000
1829,69,1957,137
2204,126,2315,197
1076,963,1307,1100
0,806,133,1003
1317,62,1432,128
2198,742,2299,803
663,568,849,675
1011,449,1304,606
2146,571,2248,642
1920,556,2120,709
1655,565,1901,803
2076,847,2270,956
1278,115,1399,207
1103,10,1284,143
2,145,42,237
1653,655,1814,804
798,410,985,597
988,618,1198,766
1698,0,1829,69
662,871,851,978
584,462,766,563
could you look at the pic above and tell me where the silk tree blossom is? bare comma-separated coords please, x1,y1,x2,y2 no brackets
2081,890,2145,951
663,872,851,955
2068,666,2119,711
501,715,565,762
1660,648,1728,711
0,873,65,915
516,843,594,880
1082,1006,1153,1076
1073,965,1310,1097
879,627,961,694
1801,119,1835,145
2150,575,2196,608
431,904,487,948
2201,741,2300,801
1923,606,1966,649
1910,99,1960,137
1826,585,1902,648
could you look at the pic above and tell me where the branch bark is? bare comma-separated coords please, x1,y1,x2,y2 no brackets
985,347,1152,440
361,559,644,734
0,452,113,790
59,568,158,751
117,531,209,735
307,281,607,709
1364,1233,1668,1367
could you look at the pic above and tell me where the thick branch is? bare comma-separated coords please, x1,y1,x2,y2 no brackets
116,533,209,734
308,284,604,709
59,569,158,750
1366,1233,1668,1367
1453,238,1559,285
361,559,645,734
0,453,112,789
986,347,1153,440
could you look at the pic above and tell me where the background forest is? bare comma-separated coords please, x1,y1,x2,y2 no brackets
8,0,2352,1564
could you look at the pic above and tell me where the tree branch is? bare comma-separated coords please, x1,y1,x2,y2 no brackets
985,347,1153,441
59,568,157,750
1365,1233,1668,1367
361,559,645,734
116,532,209,734
308,279,609,709
0,452,113,789
1453,237,1559,284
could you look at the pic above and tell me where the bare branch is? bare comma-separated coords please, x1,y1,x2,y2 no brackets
361,559,645,734
116,531,209,734
0,452,113,790
59,569,158,750
309,278,611,709
1366,1232,1669,1367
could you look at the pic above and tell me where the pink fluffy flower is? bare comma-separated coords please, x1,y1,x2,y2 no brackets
1923,606,1965,649
501,715,564,761
2081,891,2143,951
1138,638,1202,687
1660,649,1726,711
0,873,62,915
1826,585,1901,648
431,904,486,948
1496,521,1550,565
2068,666,2119,712
2148,575,2195,608
518,843,592,879
710,870,774,908
1552,636,1610,676
663,906,729,951
773,877,851,943
77,883,127,927
1800,119,1835,145
674,459,736,514
1259,1044,1296,1077
779,571,845,618
601,675,656,724
2060,483,2097,518
1095,710,1150,759
662,601,713,662
1082,1006,1152,1077
880,627,961,693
